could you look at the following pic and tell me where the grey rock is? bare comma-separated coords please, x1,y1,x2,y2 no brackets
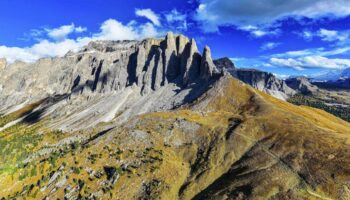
213,57,237,77
0,33,219,131
200,46,217,80
213,58,295,100
176,34,189,56
163,32,179,83
285,76,318,95
153,48,164,90
235,69,295,100
181,39,201,85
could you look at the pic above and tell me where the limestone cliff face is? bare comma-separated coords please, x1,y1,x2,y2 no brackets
0,33,220,130
235,69,295,99
200,46,217,80
0,33,218,106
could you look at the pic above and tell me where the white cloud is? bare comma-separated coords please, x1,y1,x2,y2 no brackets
135,8,161,26
273,73,290,79
238,25,280,37
297,28,350,44
0,19,162,63
272,46,350,58
92,19,139,40
75,26,87,33
270,56,350,70
165,9,186,22
0,39,85,63
195,0,350,32
298,30,314,41
318,28,349,42
47,24,87,41
164,9,188,31
261,42,281,51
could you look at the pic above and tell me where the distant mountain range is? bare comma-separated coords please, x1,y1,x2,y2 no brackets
311,68,350,81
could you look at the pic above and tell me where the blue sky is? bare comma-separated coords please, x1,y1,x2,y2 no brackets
1,0,350,78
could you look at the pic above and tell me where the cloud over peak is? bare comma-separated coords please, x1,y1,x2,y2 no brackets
47,24,87,41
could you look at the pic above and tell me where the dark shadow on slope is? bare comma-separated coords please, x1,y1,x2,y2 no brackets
172,73,223,109
21,94,68,124
191,157,252,200
22,109,46,124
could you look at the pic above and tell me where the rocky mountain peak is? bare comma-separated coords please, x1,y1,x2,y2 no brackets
0,33,220,130
213,57,235,70
200,46,217,80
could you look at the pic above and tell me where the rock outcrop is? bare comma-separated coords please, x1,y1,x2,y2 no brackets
213,57,236,76
200,46,217,80
213,57,295,100
285,76,318,94
0,33,219,130
235,69,295,99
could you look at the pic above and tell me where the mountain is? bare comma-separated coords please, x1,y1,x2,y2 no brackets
213,57,237,76
312,67,350,82
1,34,350,200
285,76,318,95
308,68,350,89
340,68,350,79
0,33,220,131
214,57,295,100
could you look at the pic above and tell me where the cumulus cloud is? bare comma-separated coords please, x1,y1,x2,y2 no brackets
298,28,350,44
0,18,162,63
270,56,350,70
195,0,350,32
0,39,85,63
47,24,87,41
261,42,281,51
92,19,139,40
263,44,350,70
135,8,161,26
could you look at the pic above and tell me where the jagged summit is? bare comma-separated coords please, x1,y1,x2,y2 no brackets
61,32,220,95
0,33,220,130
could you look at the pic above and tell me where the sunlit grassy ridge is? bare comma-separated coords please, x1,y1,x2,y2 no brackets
0,76,350,199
